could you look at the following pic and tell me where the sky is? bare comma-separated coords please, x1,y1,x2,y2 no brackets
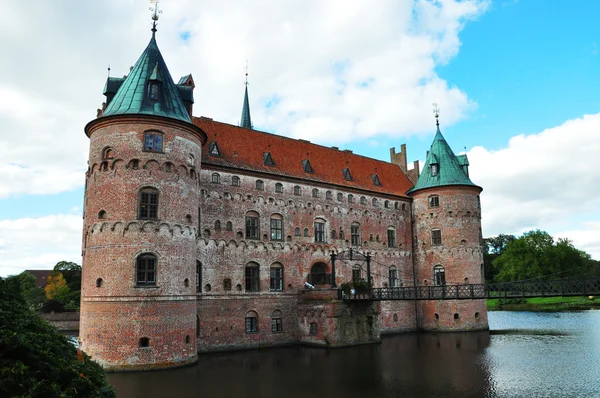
1,0,599,277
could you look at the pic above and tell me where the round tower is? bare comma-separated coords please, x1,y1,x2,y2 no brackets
79,27,206,370
408,118,488,332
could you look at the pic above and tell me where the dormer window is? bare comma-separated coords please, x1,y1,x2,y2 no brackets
209,142,221,157
264,152,275,166
371,174,381,186
148,62,162,101
342,168,353,181
431,164,438,177
150,83,159,100
302,159,313,173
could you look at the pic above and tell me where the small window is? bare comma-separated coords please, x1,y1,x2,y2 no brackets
314,221,326,243
342,168,353,181
102,147,114,160
264,152,275,166
211,173,220,184
186,335,190,344
209,141,220,156
312,188,319,198
225,221,233,231
245,311,258,333
348,194,354,203
231,176,240,186
139,337,150,348
331,230,337,239
271,310,283,333
326,191,333,200
454,313,460,320
98,210,106,219
371,174,381,186
351,223,360,246
433,265,446,286
138,188,159,220
245,263,260,292
96,278,103,288
215,220,221,231
294,227,301,236
388,266,398,287
302,159,313,173
144,131,163,152
196,261,202,292
256,180,264,191
429,195,440,208
131,159,139,170
337,193,343,202
384,200,390,209
223,278,232,290
393,313,398,322
245,211,260,240
360,196,367,205
309,322,318,336
270,215,283,241
270,263,283,291
431,164,438,177
303,228,309,237
294,186,301,196
150,82,159,100
275,183,283,193
372,198,378,207
136,254,157,286
352,265,361,282
477,196,481,209
431,229,442,246
387,228,396,247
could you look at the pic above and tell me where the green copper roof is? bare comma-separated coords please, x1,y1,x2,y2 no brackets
240,85,252,129
408,126,479,194
102,35,191,123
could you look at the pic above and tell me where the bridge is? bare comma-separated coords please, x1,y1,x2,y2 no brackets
338,278,600,301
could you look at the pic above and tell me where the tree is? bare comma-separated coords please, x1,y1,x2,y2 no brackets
492,230,596,282
482,234,516,282
45,273,71,304
53,261,82,292
0,277,115,397
6,272,46,309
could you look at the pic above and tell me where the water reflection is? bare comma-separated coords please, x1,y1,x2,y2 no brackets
108,332,492,398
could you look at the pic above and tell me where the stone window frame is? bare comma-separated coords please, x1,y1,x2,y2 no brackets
245,211,260,240
372,198,378,207
387,227,396,248
245,262,260,292
136,253,158,287
270,214,283,241
360,196,367,205
429,195,440,208
337,192,343,202
314,219,326,243
138,187,159,220
294,186,301,196
431,229,442,246
275,183,284,193
294,227,301,236
388,266,399,287
245,310,259,333
351,223,360,246
231,176,240,186
348,194,354,204
433,265,446,286
225,221,233,231
326,191,333,200
271,310,283,333
270,263,283,291
211,173,220,184
312,188,319,198
256,180,265,191
143,130,164,153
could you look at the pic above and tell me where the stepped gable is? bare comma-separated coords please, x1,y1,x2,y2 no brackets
101,35,191,123
408,125,480,194
194,117,414,197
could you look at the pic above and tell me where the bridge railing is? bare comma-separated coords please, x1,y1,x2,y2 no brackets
338,278,600,301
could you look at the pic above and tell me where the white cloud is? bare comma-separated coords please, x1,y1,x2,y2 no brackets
469,113,600,259
0,215,82,277
0,0,488,197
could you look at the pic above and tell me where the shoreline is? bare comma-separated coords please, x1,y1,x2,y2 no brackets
487,296,600,312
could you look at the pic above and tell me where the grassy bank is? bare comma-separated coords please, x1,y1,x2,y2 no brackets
487,296,600,311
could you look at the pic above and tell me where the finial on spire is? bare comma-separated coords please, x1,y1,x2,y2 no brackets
149,0,162,37
432,102,440,127
245,60,249,86
107,65,111,78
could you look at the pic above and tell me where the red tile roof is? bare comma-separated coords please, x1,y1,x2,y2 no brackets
193,117,414,198
24,270,53,288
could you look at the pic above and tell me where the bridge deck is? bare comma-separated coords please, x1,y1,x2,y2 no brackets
339,278,600,301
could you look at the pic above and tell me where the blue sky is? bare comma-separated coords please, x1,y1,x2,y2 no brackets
1,0,599,276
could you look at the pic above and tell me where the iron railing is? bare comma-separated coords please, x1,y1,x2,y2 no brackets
338,278,600,301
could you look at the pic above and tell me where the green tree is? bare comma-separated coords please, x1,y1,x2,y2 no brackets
482,234,516,282
6,272,46,309
0,277,115,397
45,273,71,304
53,261,82,292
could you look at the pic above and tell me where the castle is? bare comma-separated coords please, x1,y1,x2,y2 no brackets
80,23,487,371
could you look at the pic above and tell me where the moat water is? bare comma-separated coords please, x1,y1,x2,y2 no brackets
107,311,600,398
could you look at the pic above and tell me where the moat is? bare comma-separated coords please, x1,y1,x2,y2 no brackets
106,311,600,397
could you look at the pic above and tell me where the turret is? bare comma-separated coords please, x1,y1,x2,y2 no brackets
79,13,207,370
408,110,487,332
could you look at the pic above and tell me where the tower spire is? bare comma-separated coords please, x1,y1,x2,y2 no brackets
240,61,252,129
149,0,162,38
432,102,440,128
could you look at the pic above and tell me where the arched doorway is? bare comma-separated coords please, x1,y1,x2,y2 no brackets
309,262,329,285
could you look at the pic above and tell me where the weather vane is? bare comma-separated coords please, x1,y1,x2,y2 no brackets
245,60,249,86
149,0,162,34
432,102,440,127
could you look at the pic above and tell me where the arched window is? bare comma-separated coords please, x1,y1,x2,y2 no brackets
303,228,309,237
271,310,283,333
231,176,240,186
294,227,301,236
136,254,157,286
294,186,301,196
433,265,446,286
360,196,367,205
309,262,328,285
326,191,333,200
309,322,318,335
245,211,259,240
215,220,221,231
312,188,319,198
348,194,354,203
384,200,390,208
270,214,283,241
270,263,283,291
275,183,283,193
211,173,220,184
102,147,114,160
352,265,362,282
138,187,159,220
337,193,343,202
225,221,233,231
351,223,360,246
394,202,399,210
98,210,106,219
223,278,232,290
389,266,399,287
196,261,202,292
431,229,442,246
372,198,378,206
245,311,258,333
314,218,326,243
429,195,440,208
256,180,264,191
339,229,345,240
387,227,396,247
245,262,260,292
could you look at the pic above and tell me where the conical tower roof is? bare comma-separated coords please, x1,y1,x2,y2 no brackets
408,125,479,194
102,35,191,123
240,85,252,129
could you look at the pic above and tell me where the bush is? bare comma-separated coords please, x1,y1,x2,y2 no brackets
0,277,115,397
41,299,66,313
